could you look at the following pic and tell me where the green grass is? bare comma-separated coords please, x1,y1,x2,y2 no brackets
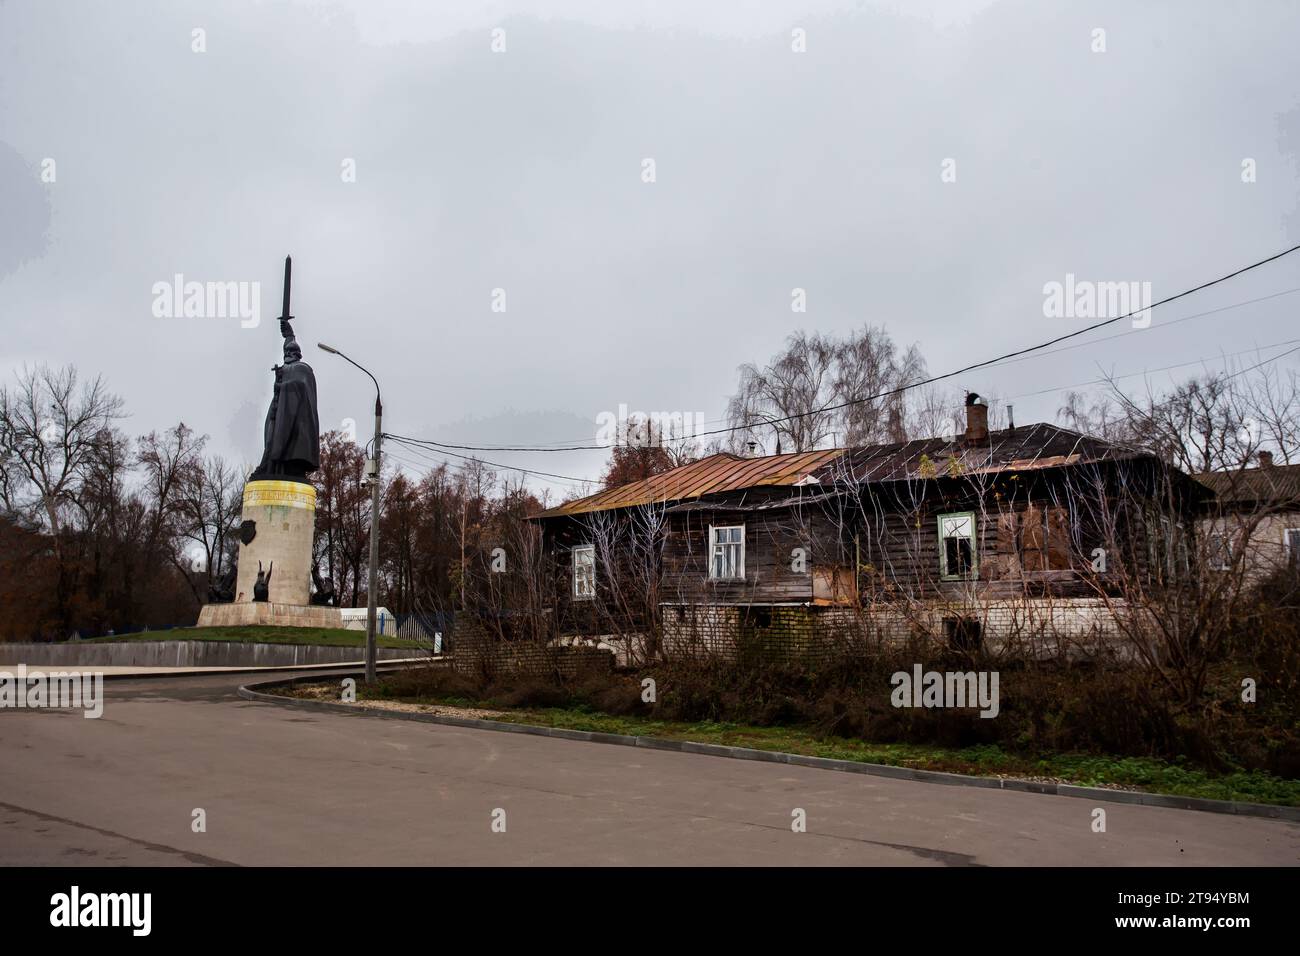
348,688,1300,808
86,625,416,650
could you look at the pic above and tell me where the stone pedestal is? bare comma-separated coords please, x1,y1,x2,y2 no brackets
195,478,343,630
196,601,342,629
234,479,317,605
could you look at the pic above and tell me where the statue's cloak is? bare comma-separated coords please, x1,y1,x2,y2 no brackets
265,362,320,475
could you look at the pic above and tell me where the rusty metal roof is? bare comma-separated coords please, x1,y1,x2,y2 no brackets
1195,462,1300,505
533,448,845,518
812,423,1152,485
532,423,1180,520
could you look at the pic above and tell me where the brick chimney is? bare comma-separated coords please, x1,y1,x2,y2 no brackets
964,392,989,444
1258,450,1274,468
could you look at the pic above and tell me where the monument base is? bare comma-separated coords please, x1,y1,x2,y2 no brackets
237,479,317,605
196,602,344,630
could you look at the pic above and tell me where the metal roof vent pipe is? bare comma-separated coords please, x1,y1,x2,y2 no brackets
965,392,989,444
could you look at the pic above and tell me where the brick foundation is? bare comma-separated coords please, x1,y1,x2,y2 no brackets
660,597,1138,661
453,621,614,678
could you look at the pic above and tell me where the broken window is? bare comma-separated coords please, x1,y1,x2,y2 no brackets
944,616,983,653
572,545,595,599
710,525,745,580
939,512,976,580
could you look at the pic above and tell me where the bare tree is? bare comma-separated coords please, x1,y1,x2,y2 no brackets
1112,372,1252,473
1238,361,1300,464
834,326,926,445
177,454,242,599
726,324,929,453
0,364,124,536
1067,458,1263,708
727,330,838,453
1058,389,1130,443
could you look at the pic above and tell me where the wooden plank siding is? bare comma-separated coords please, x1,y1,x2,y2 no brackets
659,507,845,606
854,470,1157,601
535,457,1194,637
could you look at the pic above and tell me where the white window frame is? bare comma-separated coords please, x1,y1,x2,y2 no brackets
1285,528,1300,566
709,524,745,581
939,511,977,580
1207,532,1231,572
1146,512,1190,577
572,545,595,599
1285,528,1300,555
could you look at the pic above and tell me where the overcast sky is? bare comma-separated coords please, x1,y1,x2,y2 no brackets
2,0,1298,501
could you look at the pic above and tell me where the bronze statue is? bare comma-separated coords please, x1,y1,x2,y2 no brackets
251,257,320,483
253,561,273,602
207,564,238,604
310,562,336,607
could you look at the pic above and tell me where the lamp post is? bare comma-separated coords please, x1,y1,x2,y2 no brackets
318,342,382,683
747,415,785,455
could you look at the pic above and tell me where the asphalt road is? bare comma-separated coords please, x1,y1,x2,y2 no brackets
1,672,1296,866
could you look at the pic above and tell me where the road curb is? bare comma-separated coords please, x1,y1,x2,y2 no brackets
237,675,1300,824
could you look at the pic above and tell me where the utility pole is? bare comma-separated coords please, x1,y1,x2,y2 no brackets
460,499,467,610
365,393,382,683
317,342,382,683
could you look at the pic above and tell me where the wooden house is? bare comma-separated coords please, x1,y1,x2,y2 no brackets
532,396,1205,659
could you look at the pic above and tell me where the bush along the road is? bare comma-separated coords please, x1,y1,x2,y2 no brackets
349,567,1300,804
363,635,1298,799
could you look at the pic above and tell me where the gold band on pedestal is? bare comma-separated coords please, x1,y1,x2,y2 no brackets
242,479,317,510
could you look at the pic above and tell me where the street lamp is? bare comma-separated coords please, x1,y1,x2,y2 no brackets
747,415,785,455
318,342,382,684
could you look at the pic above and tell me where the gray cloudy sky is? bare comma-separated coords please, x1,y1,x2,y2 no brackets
2,0,1298,500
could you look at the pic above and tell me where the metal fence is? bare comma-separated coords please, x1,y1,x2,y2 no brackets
389,611,453,655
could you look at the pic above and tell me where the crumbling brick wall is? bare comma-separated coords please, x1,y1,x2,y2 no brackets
454,619,614,678
660,598,1137,662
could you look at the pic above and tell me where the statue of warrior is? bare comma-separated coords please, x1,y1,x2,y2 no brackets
207,563,238,604
252,257,320,482
310,562,336,607
253,561,273,602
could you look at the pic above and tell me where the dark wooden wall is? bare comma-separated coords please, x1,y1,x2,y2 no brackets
536,459,1190,624
659,504,850,606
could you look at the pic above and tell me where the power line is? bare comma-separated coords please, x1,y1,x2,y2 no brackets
387,438,590,484
385,434,594,485
386,337,1300,487
385,336,1300,488
399,244,1300,453
1003,337,1300,402
704,242,1300,441
383,448,567,488
982,285,1300,370
385,446,590,491
436,283,1300,452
